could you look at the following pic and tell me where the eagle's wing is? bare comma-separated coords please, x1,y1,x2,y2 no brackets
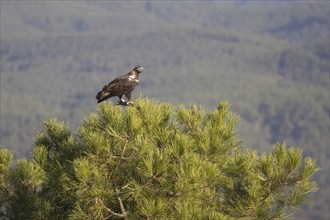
96,75,130,103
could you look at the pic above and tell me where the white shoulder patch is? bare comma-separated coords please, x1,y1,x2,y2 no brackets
128,76,139,83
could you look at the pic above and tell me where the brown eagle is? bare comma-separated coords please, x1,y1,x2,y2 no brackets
96,66,144,105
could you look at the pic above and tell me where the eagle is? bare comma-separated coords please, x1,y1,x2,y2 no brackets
96,66,144,105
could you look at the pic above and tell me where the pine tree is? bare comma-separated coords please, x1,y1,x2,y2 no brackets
0,99,318,219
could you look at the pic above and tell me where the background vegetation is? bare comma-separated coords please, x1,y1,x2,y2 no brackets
0,1,329,219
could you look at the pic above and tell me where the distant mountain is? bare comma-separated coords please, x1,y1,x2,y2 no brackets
277,41,329,87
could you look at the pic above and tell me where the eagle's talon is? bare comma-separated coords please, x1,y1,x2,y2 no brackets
126,101,134,106
118,99,127,105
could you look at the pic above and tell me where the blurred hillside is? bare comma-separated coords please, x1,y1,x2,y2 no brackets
0,1,329,219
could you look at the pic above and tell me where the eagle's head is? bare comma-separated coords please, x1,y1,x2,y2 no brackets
134,65,144,74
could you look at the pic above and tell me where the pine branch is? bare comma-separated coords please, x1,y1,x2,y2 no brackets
110,167,128,219
111,141,137,161
114,186,128,220
96,197,127,219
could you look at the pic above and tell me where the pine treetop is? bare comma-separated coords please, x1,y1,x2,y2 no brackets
0,98,318,219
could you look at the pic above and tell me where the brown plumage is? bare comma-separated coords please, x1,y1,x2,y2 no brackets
96,66,144,104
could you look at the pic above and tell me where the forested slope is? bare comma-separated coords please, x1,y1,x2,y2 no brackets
1,1,329,219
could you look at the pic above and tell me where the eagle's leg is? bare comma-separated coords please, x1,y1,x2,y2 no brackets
118,95,127,105
125,93,134,105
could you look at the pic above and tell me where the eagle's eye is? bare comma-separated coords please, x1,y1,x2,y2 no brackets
135,66,144,73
